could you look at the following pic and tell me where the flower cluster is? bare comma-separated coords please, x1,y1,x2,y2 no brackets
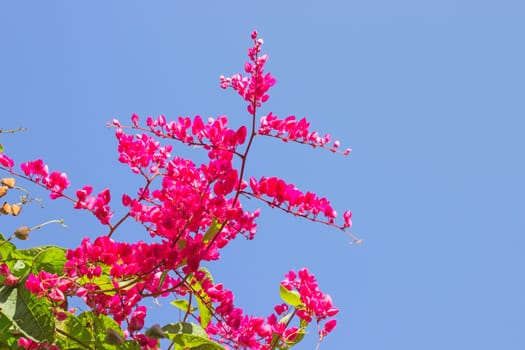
74,186,113,225
258,112,351,154
21,159,70,199
281,268,339,338
220,30,277,114
248,176,353,228
26,270,74,304
115,127,173,174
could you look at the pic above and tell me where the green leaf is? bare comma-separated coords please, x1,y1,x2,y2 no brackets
11,245,61,261
279,285,302,308
162,322,225,350
0,144,3,153
10,260,30,278
33,247,66,274
203,219,221,243
0,238,16,263
57,313,94,348
163,322,208,338
195,296,211,329
171,299,195,313
0,312,14,344
74,312,131,350
189,268,214,329
0,279,55,342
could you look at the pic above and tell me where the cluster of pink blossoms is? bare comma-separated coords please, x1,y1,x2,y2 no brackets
198,268,338,349
220,30,277,114
21,159,70,199
258,112,351,154
248,175,353,228
0,30,354,349
281,269,339,337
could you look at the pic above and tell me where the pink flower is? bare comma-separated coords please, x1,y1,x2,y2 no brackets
343,210,353,228
322,319,337,337
129,305,147,331
0,154,14,169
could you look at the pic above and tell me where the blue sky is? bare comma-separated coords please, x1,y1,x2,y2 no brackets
1,1,524,349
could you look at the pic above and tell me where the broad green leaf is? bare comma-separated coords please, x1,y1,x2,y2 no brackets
0,238,15,263
0,312,14,344
162,322,208,338
203,219,221,243
279,285,302,308
11,260,30,277
162,322,224,350
171,299,195,313
57,313,94,348
33,247,66,274
11,245,62,262
0,279,55,342
77,312,128,349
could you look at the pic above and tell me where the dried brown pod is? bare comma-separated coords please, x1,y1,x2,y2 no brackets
0,186,7,198
14,226,30,240
0,202,12,215
1,178,15,188
11,204,21,216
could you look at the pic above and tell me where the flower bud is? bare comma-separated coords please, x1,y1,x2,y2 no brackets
4,273,19,287
0,186,7,198
104,329,124,345
14,226,30,240
145,324,166,339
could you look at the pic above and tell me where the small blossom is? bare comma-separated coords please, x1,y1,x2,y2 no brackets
0,154,14,169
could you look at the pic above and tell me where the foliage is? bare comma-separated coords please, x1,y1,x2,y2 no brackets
0,31,356,350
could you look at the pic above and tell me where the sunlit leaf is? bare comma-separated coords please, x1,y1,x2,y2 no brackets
162,322,225,350
279,285,302,308
203,218,221,243
171,299,195,313
0,279,55,342
33,247,66,274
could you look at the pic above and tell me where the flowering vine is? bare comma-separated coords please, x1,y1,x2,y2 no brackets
0,30,356,350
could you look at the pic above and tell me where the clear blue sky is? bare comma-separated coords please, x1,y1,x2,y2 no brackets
1,1,524,349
